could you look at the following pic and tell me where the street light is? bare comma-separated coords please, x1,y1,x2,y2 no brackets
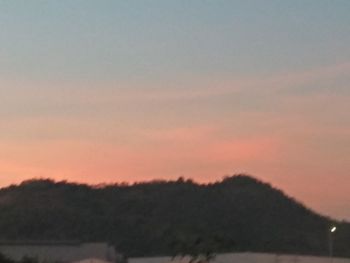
329,226,337,263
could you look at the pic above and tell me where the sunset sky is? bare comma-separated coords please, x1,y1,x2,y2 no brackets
0,1,349,220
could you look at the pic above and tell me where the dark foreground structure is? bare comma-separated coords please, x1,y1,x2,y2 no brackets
0,241,121,263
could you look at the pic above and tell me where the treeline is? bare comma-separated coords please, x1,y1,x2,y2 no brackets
0,175,349,258
0,253,38,263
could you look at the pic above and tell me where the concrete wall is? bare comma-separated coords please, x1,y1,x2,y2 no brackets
0,242,117,263
129,253,350,263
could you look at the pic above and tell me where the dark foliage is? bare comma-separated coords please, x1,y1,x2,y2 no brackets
0,175,349,258
0,252,14,263
0,253,39,263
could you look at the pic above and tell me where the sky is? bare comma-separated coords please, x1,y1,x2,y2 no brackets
0,0,349,220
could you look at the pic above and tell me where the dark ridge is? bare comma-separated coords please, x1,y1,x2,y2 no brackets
0,240,81,246
0,174,349,258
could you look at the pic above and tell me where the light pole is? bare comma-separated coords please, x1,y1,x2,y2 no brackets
329,226,337,263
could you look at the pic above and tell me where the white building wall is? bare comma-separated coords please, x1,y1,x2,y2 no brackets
0,242,117,262
129,253,350,263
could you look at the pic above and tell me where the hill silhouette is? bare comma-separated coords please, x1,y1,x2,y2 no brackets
0,175,349,257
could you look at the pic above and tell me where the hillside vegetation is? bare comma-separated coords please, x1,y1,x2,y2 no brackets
0,175,349,257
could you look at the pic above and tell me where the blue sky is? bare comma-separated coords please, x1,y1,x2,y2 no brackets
1,0,350,81
0,0,350,220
